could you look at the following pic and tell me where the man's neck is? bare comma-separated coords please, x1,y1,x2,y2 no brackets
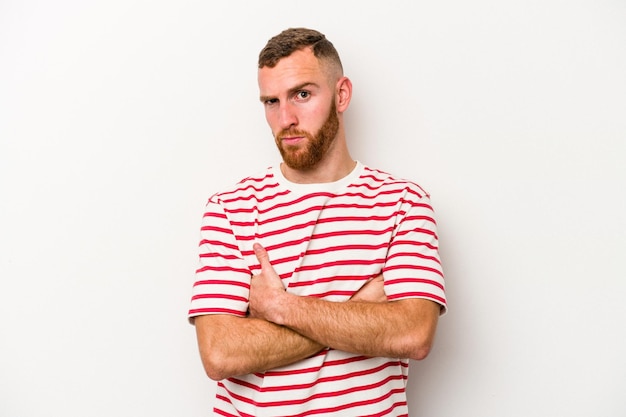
280,155,356,184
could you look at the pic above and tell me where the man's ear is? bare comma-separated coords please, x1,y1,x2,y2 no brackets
335,76,352,113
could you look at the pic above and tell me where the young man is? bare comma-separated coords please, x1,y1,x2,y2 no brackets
189,28,447,416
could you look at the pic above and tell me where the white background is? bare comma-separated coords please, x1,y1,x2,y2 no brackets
1,1,625,416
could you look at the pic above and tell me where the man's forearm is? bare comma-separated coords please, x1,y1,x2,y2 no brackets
195,314,324,381
262,295,440,360
248,243,440,360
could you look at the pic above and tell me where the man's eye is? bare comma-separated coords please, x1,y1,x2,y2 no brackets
296,91,309,100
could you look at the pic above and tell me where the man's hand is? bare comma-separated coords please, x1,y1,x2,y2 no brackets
249,242,387,322
350,274,387,303
248,243,290,322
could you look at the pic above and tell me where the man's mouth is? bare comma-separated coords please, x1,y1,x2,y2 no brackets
280,136,305,145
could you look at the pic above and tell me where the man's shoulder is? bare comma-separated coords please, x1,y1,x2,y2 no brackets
359,164,430,198
208,165,280,203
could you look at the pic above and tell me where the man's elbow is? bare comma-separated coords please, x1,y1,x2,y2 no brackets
400,299,440,360
201,350,231,381
204,364,225,382
401,321,437,360
197,334,236,381
195,315,241,381
409,339,433,361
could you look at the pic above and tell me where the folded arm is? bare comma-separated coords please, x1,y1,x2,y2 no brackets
256,294,439,360
194,268,387,381
249,243,441,360
194,314,323,381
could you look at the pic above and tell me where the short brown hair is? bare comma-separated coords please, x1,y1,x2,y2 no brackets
258,27,343,74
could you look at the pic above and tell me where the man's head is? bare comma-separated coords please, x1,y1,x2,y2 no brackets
258,28,351,172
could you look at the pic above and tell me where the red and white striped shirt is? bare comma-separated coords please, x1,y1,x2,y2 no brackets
189,162,446,416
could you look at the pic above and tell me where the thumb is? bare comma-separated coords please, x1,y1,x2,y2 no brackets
253,242,272,271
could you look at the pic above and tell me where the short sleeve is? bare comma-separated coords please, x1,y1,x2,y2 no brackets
188,197,252,321
383,193,447,314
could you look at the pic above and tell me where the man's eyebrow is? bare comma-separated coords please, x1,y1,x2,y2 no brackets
259,82,319,103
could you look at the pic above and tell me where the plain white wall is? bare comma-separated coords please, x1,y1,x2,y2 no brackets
1,1,624,416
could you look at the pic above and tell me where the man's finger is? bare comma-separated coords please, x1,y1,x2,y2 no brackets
253,242,271,271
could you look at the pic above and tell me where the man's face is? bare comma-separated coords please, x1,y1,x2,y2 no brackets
258,48,339,170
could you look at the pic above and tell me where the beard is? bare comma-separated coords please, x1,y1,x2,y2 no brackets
274,99,339,171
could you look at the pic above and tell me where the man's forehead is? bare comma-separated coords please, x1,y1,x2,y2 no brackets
258,51,326,95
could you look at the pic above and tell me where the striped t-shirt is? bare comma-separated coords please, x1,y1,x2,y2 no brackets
189,161,447,416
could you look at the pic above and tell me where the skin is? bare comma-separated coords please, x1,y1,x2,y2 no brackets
195,274,387,381
195,47,441,381
249,244,440,359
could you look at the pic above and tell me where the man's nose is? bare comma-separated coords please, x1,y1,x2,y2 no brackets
278,103,298,130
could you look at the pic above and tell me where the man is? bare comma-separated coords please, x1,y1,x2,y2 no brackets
189,27,447,416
